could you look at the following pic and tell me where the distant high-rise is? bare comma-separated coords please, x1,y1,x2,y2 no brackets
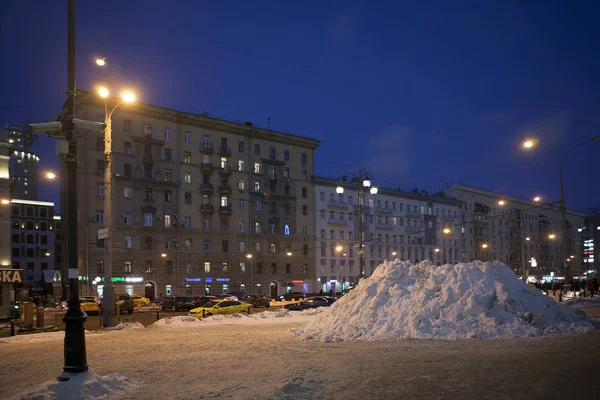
0,124,39,200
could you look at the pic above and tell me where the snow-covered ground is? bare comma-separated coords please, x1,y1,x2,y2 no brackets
1,312,599,400
294,260,592,341
565,296,600,308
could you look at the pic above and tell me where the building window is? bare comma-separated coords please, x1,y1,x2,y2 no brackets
124,186,132,199
164,128,172,140
184,131,191,143
239,221,245,232
184,172,192,184
238,141,245,153
239,200,245,210
203,218,210,230
143,124,152,137
144,237,153,250
238,160,245,171
124,163,132,177
254,163,261,174
144,187,153,200
144,213,153,226
96,209,104,223
164,214,171,227
240,241,246,253
124,236,132,248
164,148,172,161
125,260,133,273
269,147,276,159
124,141,132,154
144,166,152,179
254,181,261,192
184,192,192,204
164,169,172,182
302,226,308,236
301,152,307,166
283,167,289,179
271,263,277,274
96,136,104,151
256,201,262,211
303,244,308,256
222,240,229,253
255,222,261,233
284,224,290,235
302,187,307,198
256,263,263,274
237,179,245,191
302,205,308,216
254,144,260,155
204,261,210,273
96,159,105,174
270,224,276,234
97,259,104,274
166,261,173,274
284,149,289,160
184,216,191,228
302,170,307,181
184,152,191,164
286,263,291,274
164,190,172,202
222,262,229,273
203,240,210,252
123,211,132,225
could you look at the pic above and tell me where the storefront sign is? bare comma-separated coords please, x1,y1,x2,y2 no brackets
292,280,304,284
186,278,201,283
86,276,143,284
216,278,230,282
205,278,213,283
0,269,23,283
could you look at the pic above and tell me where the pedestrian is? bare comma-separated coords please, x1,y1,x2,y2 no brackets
588,279,596,298
158,293,164,303
329,287,334,297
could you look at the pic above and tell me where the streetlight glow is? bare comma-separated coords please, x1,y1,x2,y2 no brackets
335,186,344,194
121,91,136,103
523,139,535,149
548,234,556,239
370,186,378,195
98,87,109,98
1,199,10,205
525,237,531,241
533,196,541,202
286,251,292,256
392,251,397,256
161,253,167,258
434,248,440,253
443,228,451,234
335,245,343,252
362,179,371,188
570,255,575,259
46,171,56,180
482,243,488,249
498,200,506,206
95,57,107,66
246,254,252,259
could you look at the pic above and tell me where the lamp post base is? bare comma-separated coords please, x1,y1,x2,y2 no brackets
62,295,88,374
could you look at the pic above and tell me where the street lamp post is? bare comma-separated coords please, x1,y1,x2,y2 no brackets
523,136,600,280
246,254,253,294
60,0,88,377
97,85,135,328
336,168,377,282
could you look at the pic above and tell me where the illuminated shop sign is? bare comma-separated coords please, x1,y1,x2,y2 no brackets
186,278,201,283
216,278,230,282
205,278,213,283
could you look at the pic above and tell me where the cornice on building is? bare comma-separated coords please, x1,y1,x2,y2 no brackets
73,90,322,150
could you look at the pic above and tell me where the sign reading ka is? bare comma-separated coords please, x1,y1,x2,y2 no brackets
0,269,24,283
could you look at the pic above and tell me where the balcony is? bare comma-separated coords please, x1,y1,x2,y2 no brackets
327,199,349,209
219,165,233,176
219,185,232,195
217,145,231,157
268,173,278,182
199,204,214,214
219,204,232,215
200,183,214,193
200,163,214,172
375,206,393,214
327,217,349,226
200,143,214,154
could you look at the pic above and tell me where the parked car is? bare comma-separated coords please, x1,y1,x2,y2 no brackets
279,291,307,301
241,294,271,308
101,293,134,315
81,296,101,305
284,296,335,311
132,296,150,307
223,292,245,301
213,293,239,301
80,298,101,315
160,296,203,312
189,300,251,318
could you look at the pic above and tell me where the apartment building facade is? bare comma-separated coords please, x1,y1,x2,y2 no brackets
75,92,320,300
443,184,585,278
314,177,463,294
9,199,57,293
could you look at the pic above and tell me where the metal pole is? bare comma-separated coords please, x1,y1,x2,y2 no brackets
559,161,568,280
61,0,88,376
102,110,115,328
521,239,526,281
358,182,364,279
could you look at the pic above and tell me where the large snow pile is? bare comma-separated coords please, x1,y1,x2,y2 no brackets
104,321,145,331
565,297,600,308
293,260,592,341
20,369,134,400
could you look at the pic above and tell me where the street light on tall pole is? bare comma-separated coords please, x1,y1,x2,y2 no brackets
246,254,253,294
96,80,135,328
523,136,600,280
336,168,377,282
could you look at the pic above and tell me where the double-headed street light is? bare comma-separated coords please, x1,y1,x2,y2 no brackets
96,58,136,328
523,135,600,279
336,168,377,282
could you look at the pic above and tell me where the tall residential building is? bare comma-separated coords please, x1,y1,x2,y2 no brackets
443,184,585,277
314,177,463,294
0,144,16,319
74,91,320,300
9,199,57,294
0,125,39,200
581,211,600,275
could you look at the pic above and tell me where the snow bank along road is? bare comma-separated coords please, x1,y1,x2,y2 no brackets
1,317,600,399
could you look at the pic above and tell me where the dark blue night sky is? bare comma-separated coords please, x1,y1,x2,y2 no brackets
1,0,599,212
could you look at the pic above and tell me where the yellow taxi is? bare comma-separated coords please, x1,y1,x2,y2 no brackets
80,298,101,315
189,299,251,318
132,296,150,307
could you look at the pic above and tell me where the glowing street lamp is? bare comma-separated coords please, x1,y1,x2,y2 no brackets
498,200,506,206
246,254,252,259
161,253,167,258
392,251,397,256
434,248,440,253
45,171,57,180
533,196,541,202
523,140,534,149
548,234,556,240
525,237,531,241
442,228,451,235
481,243,489,249
335,245,343,252
95,57,107,66
1,199,10,205
286,251,292,256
